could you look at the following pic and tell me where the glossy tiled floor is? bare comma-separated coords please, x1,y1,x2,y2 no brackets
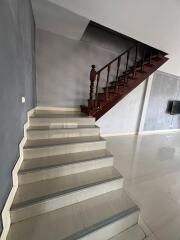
106,132,180,240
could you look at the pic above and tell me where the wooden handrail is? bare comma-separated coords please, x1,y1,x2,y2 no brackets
96,44,138,74
88,42,162,110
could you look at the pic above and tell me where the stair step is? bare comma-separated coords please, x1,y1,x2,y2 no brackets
11,167,123,223
23,136,106,159
103,85,127,93
19,150,114,184
109,225,145,240
34,109,82,116
29,115,95,128
27,125,100,140
22,149,112,170
97,93,117,101
8,189,139,240
110,80,128,87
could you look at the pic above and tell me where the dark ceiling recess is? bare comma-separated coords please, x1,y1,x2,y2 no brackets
89,21,138,43
83,21,166,55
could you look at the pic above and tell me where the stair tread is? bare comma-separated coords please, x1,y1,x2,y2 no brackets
24,136,104,148
21,149,113,171
28,125,98,131
31,112,90,118
34,109,81,115
109,224,145,240
12,167,122,207
8,189,139,240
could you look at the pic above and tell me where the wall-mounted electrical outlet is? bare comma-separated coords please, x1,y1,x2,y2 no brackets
22,97,25,103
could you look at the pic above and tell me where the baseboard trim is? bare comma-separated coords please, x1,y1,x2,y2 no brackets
139,128,180,135
0,108,35,240
138,216,157,240
102,128,180,137
102,132,137,137
35,106,80,112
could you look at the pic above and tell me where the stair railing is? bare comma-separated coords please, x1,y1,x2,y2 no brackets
88,44,160,111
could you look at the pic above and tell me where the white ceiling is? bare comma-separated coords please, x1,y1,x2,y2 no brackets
31,0,89,40
47,0,180,76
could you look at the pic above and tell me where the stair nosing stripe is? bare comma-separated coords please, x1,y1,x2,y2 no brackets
19,155,114,174
63,206,140,240
24,138,106,149
11,176,122,210
30,116,94,119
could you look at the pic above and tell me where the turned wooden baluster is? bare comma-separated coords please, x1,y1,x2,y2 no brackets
141,45,147,72
105,65,111,100
125,50,130,83
133,45,138,78
95,72,100,107
115,57,121,92
88,65,96,110
148,48,153,65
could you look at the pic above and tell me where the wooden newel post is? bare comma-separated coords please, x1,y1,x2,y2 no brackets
88,65,96,110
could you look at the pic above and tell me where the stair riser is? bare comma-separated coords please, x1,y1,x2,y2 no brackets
19,157,114,184
24,141,106,159
27,128,100,140
35,109,81,115
29,117,95,127
11,178,123,223
79,211,139,240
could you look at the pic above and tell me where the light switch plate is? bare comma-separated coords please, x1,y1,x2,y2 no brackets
22,97,25,103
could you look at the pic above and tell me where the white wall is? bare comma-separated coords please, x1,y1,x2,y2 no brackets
49,0,180,76
96,82,146,135
31,0,89,40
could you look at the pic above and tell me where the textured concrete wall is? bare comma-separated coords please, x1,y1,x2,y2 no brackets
36,26,135,107
0,0,35,233
144,71,180,131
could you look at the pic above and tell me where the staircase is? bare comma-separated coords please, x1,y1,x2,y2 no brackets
81,44,168,119
7,108,146,240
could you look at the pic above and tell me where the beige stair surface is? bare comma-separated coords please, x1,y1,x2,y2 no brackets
109,224,145,240
6,107,142,240
11,167,123,222
27,125,100,140
21,149,113,171
8,189,139,240
23,136,106,159
34,109,83,116
24,135,104,148
29,114,95,127
19,150,114,184
34,108,81,115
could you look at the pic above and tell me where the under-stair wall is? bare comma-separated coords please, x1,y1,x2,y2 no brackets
96,81,147,135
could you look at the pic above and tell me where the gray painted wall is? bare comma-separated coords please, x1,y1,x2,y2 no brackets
144,71,180,131
0,0,35,233
36,26,136,107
